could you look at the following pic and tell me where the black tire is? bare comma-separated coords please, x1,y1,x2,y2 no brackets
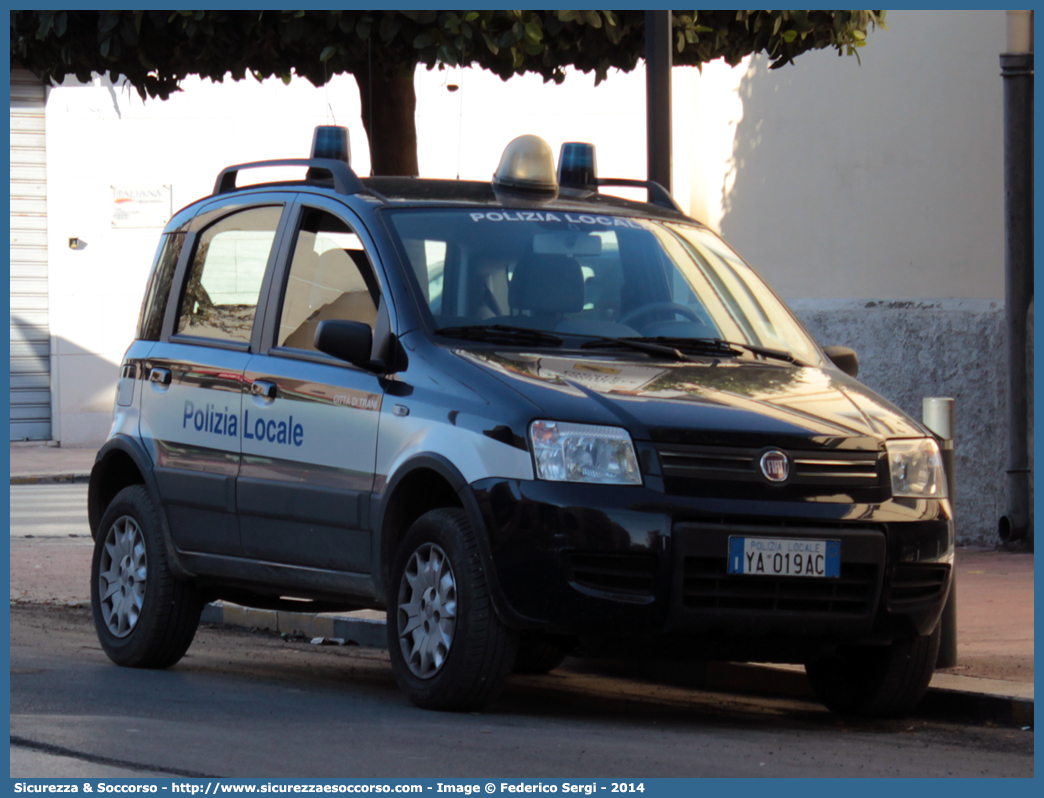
387,508,518,711
90,485,203,669
805,623,941,717
513,633,567,675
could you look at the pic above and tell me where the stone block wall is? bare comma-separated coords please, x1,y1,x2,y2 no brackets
790,299,1032,547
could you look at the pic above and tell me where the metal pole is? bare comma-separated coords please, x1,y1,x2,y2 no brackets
645,10,672,192
998,12,1033,544
923,397,958,668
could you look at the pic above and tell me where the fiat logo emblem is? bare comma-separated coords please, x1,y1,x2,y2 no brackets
760,450,790,483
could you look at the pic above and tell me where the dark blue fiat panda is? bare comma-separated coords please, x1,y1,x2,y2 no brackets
88,129,952,717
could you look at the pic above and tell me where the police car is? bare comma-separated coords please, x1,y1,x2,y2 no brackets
88,127,953,716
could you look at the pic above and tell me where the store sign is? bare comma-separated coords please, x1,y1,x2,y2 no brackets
111,184,171,228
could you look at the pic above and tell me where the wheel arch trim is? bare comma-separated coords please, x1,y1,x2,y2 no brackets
373,452,537,628
89,435,195,580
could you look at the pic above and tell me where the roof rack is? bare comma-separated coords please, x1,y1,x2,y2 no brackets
213,158,366,197
597,178,683,213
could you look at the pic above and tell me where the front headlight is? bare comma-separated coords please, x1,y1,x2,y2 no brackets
886,438,947,498
530,420,642,485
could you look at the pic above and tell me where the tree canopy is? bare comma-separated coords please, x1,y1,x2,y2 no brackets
11,10,885,175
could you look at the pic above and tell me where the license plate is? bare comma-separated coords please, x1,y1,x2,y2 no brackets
727,537,840,578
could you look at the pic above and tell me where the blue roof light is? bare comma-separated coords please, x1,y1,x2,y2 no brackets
557,142,598,191
311,125,350,164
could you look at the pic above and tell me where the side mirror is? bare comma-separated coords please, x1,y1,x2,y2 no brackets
314,320,383,373
822,345,859,378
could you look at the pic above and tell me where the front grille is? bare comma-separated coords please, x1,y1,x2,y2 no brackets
682,556,878,615
568,552,657,595
888,563,951,607
655,443,884,500
659,446,754,479
658,443,881,484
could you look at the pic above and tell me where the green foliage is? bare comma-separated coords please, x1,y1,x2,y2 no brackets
10,10,886,100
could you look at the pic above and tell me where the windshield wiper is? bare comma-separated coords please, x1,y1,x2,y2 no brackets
579,337,703,363
716,339,809,367
640,336,809,367
435,324,564,347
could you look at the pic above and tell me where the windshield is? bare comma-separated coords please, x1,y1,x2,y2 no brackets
386,208,824,365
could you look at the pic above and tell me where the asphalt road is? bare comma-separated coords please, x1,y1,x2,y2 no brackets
10,603,1034,779
10,482,90,538
9,484,1035,778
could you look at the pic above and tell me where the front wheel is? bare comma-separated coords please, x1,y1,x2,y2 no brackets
387,508,518,711
90,485,203,668
805,623,941,717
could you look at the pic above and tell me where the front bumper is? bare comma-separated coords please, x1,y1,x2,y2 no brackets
470,478,953,661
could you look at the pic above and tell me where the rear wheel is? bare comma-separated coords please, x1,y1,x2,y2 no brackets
387,508,518,711
91,485,203,668
805,624,941,717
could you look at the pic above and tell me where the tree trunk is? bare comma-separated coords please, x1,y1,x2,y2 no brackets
353,64,419,177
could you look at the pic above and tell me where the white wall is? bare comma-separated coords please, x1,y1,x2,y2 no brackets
716,10,1007,300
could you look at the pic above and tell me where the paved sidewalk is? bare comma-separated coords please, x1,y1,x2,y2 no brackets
9,442,1035,724
10,442,96,484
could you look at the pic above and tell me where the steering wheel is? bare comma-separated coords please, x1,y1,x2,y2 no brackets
619,302,705,329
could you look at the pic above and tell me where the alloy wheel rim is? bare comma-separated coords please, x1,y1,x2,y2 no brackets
98,515,147,638
397,542,457,679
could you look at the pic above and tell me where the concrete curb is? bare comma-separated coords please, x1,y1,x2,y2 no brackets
918,684,1034,726
10,473,91,485
201,602,386,648
202,602,1033,726
684,662,1033,726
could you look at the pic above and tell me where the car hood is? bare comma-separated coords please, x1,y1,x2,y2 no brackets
456,349,927,450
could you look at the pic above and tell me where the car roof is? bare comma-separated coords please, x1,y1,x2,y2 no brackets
359,177,694,222
165,171,696,234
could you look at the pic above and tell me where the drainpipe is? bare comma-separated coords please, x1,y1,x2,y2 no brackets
998,10,1033,544
645,10,672,192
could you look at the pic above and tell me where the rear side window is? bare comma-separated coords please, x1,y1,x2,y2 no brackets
137,232,185,341
175,206,282,344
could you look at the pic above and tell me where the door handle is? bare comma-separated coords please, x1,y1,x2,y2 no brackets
149,367,171,386
251,380,277,399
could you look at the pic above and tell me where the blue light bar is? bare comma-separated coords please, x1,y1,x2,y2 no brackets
311,125,350,165
557,142,598,191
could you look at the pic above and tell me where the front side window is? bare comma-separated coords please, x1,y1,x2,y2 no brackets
386,209,823,365
175,206,281,344
277,208,380,352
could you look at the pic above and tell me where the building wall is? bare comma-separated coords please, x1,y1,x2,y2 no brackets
720,10,1006,299
707,10,1023,545
791,298,1027,547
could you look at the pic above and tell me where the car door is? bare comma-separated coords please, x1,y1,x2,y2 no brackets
139,198,292,556
237,197,387,573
